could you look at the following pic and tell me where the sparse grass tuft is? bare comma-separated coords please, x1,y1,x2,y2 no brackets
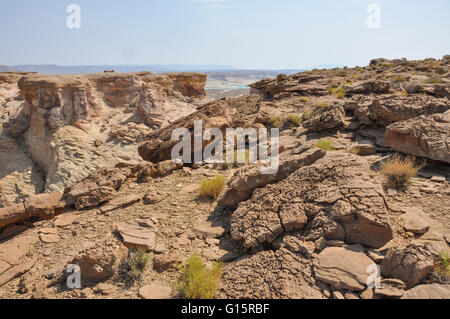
380,155,425,188
393,75,408,83
299,97,309,103
199,175,226,199
269,115,283,128
315,139,334,151
118,249,150,285
425,76,444,84
284,114,302,128
302,109,313,121
180,255,222,299
435,67,446,75
317,102,330,108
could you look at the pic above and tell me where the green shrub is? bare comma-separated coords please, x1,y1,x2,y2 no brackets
315,139,334,151
199,176,226,199
180,255,222,299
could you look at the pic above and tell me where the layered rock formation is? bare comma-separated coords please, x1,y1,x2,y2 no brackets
0,72,207,204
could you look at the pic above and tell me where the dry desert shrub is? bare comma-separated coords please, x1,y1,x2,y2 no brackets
380,155,424,188
180,255,222,299
199,175,226,199
117,249,150,285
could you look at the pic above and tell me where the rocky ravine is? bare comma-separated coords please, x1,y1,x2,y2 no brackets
0,56,449,299
0,71,207,205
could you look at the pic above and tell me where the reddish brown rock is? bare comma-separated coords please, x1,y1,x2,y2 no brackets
380,243,440,289
71,238,128,283
116,218,158,251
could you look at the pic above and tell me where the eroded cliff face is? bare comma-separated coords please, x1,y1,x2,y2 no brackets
0,71,207,203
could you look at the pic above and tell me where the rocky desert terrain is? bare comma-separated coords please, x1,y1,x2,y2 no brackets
0,56,449,300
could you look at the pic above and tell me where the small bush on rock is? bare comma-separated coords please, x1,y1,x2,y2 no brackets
380,155,424,188
180,255,222,299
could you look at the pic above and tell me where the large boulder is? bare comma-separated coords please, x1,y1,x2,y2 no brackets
385,110,450,164
218,236,323,299
71,238,128,284
401,284,450,299
313,245,375,291
63,165,132,209
380,244,441,289
230,153,393,250
346,80,391,94
218,145,326,208
303,105,345,132
138,99,232,163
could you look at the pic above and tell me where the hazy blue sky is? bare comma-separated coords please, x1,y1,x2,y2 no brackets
0,0,449,69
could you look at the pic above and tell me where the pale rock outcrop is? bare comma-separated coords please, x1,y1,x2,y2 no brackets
230,153,393,250
0,135,44,205
385,109,450,164
313,245,375,291
1,72,205,194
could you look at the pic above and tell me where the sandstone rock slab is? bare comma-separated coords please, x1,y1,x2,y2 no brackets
313,245,374,291
116,218,158,251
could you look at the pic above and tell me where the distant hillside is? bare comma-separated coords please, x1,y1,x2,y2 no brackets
0,65,16,72
5,64,237,74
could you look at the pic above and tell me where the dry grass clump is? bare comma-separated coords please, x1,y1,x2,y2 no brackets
435,67,447,75
284,114,302,128
380,155,424,188
180,255,222,299
199,175,226,199
269,114,302,129
425,76,444,84
269,115,283,128
315,139,334,151
393,75,408,83
299,97,309,103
